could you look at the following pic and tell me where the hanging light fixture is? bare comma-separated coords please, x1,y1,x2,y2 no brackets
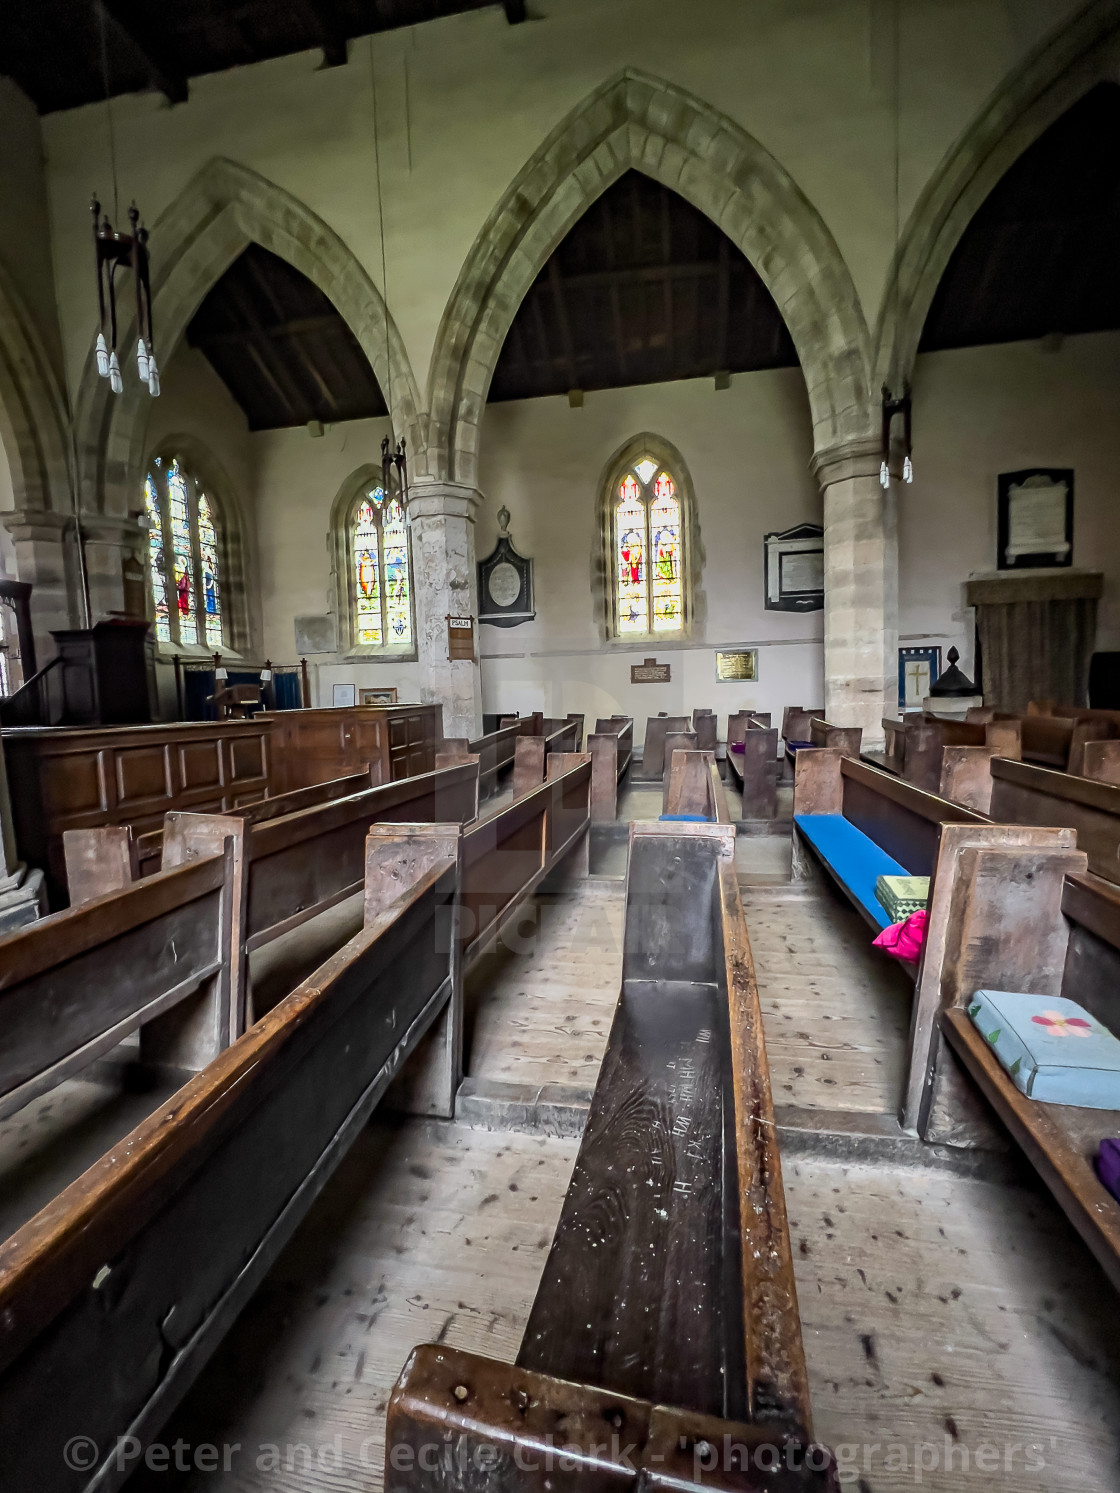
90,197,159,397
382,433,408,507
880,0,911,490
90,0,158,399
880,382,913,488
370,39,404,508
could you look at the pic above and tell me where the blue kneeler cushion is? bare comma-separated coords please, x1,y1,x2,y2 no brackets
793,814,908,929
658,814,708,822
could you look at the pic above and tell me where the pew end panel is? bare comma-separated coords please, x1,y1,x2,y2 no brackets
733,727,779,820
930,867,1120,1294
660,731,698,801
1082,739,1120,786
639,715,689,780
901,825,1081,1136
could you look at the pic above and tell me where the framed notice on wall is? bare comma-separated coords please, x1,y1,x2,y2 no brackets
898,646,941,709
998,469,1073,569
764,524,824,612
447,614,475,661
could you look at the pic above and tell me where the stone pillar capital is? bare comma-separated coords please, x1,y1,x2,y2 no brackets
1,508,72,544
810,437,884,490
406,480,483,524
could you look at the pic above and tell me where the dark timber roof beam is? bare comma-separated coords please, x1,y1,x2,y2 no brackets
292,0,349,67
100,0,189,105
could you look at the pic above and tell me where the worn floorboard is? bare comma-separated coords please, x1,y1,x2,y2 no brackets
464,881,624,1090
746,882,912,1115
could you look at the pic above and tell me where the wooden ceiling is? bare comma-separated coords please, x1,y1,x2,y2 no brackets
921,83,1120,352
488,170,798,403
186,244,387,430
2,0,526,114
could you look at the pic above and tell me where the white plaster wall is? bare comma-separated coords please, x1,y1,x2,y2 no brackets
248,363,824,720
902,330,1120,676
477,368,824,726
249,414,425,704
39,0,1080,403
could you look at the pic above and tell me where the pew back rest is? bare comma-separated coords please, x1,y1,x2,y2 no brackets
663,751,727,822
796,749,988,877
0,846,234,1121
990,756,1120,886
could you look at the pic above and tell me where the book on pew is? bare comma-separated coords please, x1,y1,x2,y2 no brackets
875,874,929,923
967,990,1120,1108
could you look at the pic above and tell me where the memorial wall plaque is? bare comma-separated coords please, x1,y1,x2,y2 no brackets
631,657,671,684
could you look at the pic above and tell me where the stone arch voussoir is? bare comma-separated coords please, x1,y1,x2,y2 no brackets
75,158,422,518
876,0,1120,389
427,68,872,487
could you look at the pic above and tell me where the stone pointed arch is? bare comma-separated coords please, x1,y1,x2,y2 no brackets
426,68,872,488
75,158,422,517
875,0,1120,388
0,260,71,517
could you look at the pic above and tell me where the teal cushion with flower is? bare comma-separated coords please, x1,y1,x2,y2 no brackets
966,990,1120,1109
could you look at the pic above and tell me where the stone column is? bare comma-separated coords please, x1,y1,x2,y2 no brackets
406,480,483,739
1,508,74,649
82,513,148,623
812,438,898,751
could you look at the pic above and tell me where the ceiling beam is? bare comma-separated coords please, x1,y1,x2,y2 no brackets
99,0,189,105
292,0,349,66
547,260,581,391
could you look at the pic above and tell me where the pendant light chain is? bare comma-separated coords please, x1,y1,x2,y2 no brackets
369,37,408,508
91,0,159,399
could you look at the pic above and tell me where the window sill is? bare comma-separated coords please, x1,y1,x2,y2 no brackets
341,646,418,664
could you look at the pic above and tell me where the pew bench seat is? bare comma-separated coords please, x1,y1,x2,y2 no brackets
942,1005,1120,1291
793,812,906,930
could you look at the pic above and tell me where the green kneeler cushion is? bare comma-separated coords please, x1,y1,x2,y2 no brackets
968,990,1120,1108
793,814,907,930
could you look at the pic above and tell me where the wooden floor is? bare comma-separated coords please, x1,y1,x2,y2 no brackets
134,1117,1120,1492
748,881,913,1115
21,766,1120,1488
464,881,623,1090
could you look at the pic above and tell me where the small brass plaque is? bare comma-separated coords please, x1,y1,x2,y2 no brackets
715,649,758,682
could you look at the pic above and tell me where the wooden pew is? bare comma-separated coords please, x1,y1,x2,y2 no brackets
989,756,1120,887
793,749,1079,1133
781,704,823,755
587,717,634,822
509,720,588,800
879,714,1021,794
808,717,863,757
437,722,520,798
385,820,836,1492
1083,740,1120,785
124,767,375,881
792,749,988,939
692,708,717,753
663,751,729,823
915,852,1120,1298
639,714,690,780
0,755,595,1488
66,763,481,1030
0,842,239,1122
727,712,779,819
0,835,463,1492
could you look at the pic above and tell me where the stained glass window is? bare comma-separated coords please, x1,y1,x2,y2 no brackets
350,486,413,649
613,458,685,636
143,458,225,649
